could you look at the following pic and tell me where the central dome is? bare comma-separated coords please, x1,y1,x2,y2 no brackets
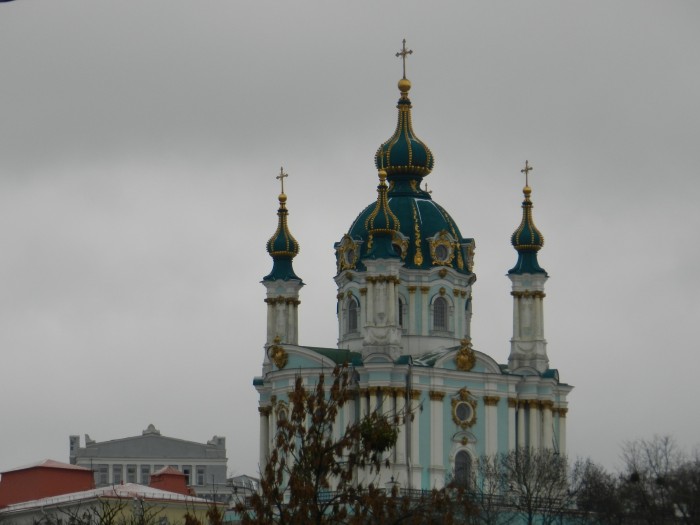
336,77,473,276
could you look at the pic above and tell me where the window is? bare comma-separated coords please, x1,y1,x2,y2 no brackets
455,451,471,487
433,297,448,331
113,465,123,485
182,465,192,485
140,465,151,485
398,297,405,327
348,297,359,333
196,466,206,486
95,464,108,486
154,464,164,473
126,464,137,483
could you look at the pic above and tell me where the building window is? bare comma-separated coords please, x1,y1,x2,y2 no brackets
348,297,359,333
95,464,109,486
398,297,405,327
454,450,471,488
127,464,137,483
113,465,123,485
196,466,206,486
182,465,192,485
154,464,164,473
433,297,448,331
140,465,151,485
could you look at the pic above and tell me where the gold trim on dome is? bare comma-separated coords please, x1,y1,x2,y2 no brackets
451,388,477,429
268,337,288,369
336,234,359,272
392,232,409,261
412,202,424,265
429,230,456,266
455,338,476,371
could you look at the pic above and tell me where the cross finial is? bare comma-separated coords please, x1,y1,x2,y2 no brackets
520,160,533,187
395,39,413,79
423,182,432,195
276,167,288,194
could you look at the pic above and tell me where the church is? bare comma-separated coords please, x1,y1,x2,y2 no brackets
253,43,572,491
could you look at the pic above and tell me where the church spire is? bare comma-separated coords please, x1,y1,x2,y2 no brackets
374,39,434,181
508,161,549,373
509,161,546,276
264,167,301,282
364,169,400,259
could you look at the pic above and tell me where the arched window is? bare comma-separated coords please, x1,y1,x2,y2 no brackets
348,297,359,333
433,296,448,331
455,450,471,487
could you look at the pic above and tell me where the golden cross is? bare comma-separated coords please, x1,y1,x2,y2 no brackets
395,39,413,79
276,167,288,194
520,160,533,187
424,182,432,195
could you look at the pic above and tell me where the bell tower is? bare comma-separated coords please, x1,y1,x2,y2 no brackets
508,161,549,372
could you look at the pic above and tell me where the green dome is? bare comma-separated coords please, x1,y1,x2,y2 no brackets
336,178,474,275
509,186,546,275
374,78,434,179
264,193,301,281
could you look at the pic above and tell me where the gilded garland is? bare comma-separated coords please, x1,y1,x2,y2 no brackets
451,388,477,429
455,338,476,371
268,336,288,369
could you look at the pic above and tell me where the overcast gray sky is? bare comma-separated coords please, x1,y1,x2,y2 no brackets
1,1,698,477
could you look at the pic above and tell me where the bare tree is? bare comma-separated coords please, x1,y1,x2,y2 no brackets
500,448,572,525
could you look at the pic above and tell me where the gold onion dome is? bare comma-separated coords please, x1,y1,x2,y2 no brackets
264,191,301,281
364,169,400,259
374,77,435,179
509,184,546,275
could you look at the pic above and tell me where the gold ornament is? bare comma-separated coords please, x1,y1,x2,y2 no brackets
455,338,476,371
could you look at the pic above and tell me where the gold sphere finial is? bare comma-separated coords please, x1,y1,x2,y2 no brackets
398,78,411,94
279,192,287,203
523,186,532,196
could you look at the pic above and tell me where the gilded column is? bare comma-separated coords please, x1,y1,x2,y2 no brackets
528,400,540,449
483,396,500,456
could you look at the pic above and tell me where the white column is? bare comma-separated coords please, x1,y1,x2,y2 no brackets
387,279,396,325
484,397,499,456
408,287,416,334
558,408,568,453
528,400,540,449
517,400,526,448
420,287,429,335
258,407,271,470
429,391,445,489
409,390,421,488
368,387,379,414
365,283,374,327
508,398,517,451
542,401,553,450
395,388,407,465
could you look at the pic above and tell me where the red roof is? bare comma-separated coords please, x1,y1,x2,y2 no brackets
2,459,90,474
